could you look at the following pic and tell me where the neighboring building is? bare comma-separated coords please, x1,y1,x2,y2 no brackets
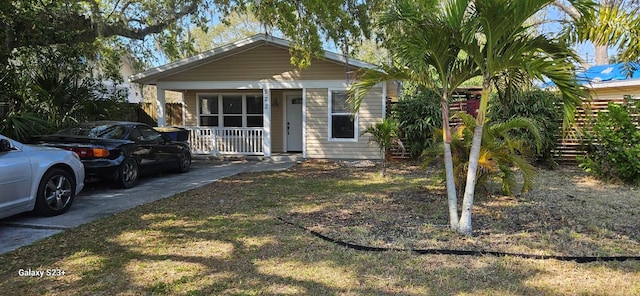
578,63,640,100
130,34,398,159
554,63,640,162
91,55,146,103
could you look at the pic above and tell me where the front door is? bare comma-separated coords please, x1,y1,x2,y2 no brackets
286,95,303,152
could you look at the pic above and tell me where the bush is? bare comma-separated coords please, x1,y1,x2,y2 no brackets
488,89,563,166
390,88,442,159
362,118,403,177
578,100,640,185
0,47,131,139
424,112,541,196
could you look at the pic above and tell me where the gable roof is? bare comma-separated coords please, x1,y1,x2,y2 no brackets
129,34,378,85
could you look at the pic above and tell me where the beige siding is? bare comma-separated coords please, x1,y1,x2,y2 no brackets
386,81,399,99
159,45,350,82
184,91,197,126
305,88,383,159
590,86,640,100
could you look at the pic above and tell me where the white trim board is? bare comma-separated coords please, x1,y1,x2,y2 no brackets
156,80,382,90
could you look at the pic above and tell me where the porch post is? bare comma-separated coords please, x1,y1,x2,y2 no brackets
262,88,272,157
156,86,166,127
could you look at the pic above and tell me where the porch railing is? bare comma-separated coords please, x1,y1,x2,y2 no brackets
184,127,264,156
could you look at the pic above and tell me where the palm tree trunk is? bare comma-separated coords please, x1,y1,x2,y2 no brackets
443,142,458,230
458,125,483,235
458,85,490,235
441,99,458,231
594,44,608,65
382,149,387,178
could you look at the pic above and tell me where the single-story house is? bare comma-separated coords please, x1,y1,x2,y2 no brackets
130,34,398,159
578,63,640,100
554,63,640,161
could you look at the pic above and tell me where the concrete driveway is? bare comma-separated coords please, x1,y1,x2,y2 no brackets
0,157,296,255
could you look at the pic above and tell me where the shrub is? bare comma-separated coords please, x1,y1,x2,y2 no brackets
488,89,563,166
362,118,403,177
390,88,442,159
0,48,131,139
425,112,541,196
578,99,640,185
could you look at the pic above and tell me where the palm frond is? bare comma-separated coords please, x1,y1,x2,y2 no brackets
489,117,542,154
0,112,50,142
349,66,408,113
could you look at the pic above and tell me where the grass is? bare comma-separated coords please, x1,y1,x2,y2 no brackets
0,160,639,295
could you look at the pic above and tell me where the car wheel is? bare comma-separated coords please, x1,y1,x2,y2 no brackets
34,168,75,216
175,150,191,173
117,157,139,189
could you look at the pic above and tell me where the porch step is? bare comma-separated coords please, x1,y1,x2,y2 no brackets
191,153,303,163
269,153,304,162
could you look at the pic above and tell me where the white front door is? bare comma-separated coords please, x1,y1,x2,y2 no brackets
286,95,303,152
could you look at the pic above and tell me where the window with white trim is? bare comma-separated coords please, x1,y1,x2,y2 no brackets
199,94,219,126
198,93,263,127
329,90,356,140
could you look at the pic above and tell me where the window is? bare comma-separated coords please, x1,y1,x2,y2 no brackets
223,94,243,127
199,95,219,126
330,90,356,140
246,94,263,127
137,125,164,142
198,93,264,127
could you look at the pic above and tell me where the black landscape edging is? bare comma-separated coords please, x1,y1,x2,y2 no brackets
277,217,640,263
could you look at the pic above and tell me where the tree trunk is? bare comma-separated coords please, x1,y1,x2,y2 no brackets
440,99,458,231
382,150,387,178
443,142,458,230
458,125,484,235
594,44,609,65
458,84,490,235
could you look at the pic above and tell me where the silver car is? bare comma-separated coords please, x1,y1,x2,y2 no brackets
0,134,84,219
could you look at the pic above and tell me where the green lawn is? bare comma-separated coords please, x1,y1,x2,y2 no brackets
1,160,639,295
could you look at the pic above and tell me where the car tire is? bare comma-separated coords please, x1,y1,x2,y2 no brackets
34,168,75,216
175,149,191,173
116,157,139,189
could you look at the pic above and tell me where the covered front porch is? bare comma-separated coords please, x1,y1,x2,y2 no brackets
185,126,265,156
154,86,305,158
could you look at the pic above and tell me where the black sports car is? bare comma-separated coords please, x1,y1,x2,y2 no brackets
32,121,192,188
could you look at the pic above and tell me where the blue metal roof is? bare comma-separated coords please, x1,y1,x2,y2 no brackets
577,63,640,84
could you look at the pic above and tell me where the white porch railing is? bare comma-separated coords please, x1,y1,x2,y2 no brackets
184,127,264,155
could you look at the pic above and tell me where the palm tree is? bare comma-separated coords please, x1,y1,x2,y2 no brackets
350,0,479,231
362,118,403,178
427,112,542,196
455,0,591,235
570,1,640,63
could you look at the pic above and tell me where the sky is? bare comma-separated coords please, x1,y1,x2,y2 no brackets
536,4,604,68
152,3,604,69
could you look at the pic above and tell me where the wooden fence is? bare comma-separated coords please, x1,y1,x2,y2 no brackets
387,96,638,162
552,97,637,162
130,102,183,126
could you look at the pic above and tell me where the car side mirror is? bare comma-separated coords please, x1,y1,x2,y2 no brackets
0,139,12,152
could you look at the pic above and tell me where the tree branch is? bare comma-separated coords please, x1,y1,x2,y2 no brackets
2,0,202,50
551,0,582,20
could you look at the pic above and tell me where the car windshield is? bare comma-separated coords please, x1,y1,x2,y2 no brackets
56,123,126,139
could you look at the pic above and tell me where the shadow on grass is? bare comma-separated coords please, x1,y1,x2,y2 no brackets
0,162,638,295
